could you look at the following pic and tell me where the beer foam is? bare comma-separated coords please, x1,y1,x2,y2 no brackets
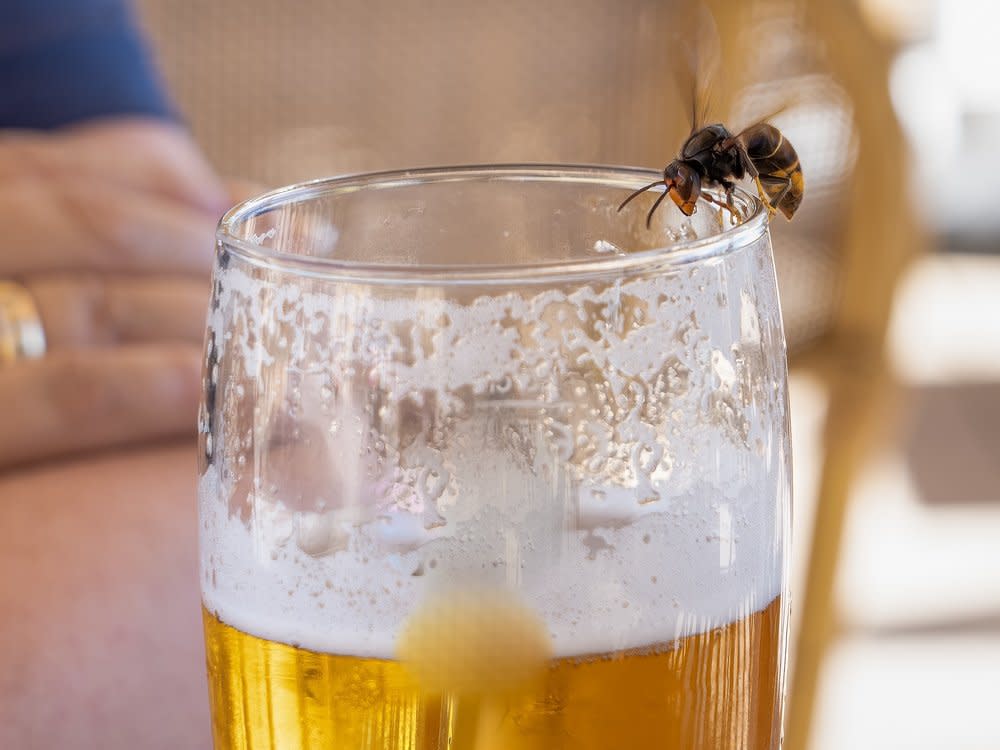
200,238,788,658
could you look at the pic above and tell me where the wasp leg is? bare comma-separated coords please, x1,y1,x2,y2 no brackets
759,174,793,215
722,140,774,216
720,178,738,213
749,175,778,217
725,136,758,175
702,193,741,225
728,146,774,216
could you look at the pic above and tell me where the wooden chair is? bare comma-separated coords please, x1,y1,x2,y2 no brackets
136,1,920,746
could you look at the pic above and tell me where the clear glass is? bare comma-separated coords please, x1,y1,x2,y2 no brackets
199,165,791,750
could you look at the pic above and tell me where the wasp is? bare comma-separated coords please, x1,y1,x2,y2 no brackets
618,5,804,227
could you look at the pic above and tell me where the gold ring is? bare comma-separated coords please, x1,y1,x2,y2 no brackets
0,281,46,365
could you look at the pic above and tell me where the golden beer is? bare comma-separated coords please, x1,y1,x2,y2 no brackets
204,596,782,750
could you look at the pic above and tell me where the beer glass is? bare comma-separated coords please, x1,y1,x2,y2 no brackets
199,165,791,749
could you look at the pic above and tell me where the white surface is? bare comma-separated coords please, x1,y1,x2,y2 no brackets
853,254,1000,626
838,453,1000,630
889,255,1000,384
813,636,1000,750
807,252,1000,749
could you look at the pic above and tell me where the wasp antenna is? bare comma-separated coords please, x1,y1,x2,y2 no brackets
645,190,670,229
617,180,666,213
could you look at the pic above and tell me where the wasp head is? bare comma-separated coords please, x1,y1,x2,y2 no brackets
664,161,702,216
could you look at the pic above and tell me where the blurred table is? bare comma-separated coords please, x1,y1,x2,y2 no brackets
0,443,210,750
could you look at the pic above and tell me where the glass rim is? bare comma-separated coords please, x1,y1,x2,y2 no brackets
217,164,769,285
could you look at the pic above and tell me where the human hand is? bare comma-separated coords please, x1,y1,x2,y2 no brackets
0,118,242,469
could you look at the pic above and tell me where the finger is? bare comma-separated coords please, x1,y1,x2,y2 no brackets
0,344,201,468
26,276,209,349
1,120,230,215
0,174,217,277
225,177,268,207
65,119,231,214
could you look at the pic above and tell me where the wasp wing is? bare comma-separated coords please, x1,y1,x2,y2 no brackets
665,0,721,133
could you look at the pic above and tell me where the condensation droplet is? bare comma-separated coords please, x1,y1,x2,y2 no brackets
590,239,626,256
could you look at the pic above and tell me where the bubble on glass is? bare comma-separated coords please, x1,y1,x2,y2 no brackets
200,233,786,658
590,239,626,256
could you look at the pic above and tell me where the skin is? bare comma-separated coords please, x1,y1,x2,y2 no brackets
0,119,257,746
0,442,209,749
0,119,256,469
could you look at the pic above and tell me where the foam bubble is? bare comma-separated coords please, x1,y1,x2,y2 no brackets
201,470,781,657
199,238,788,658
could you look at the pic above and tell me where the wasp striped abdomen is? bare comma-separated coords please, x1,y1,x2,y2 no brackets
739,123,804,219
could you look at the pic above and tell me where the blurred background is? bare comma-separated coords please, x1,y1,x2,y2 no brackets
127,1,997,748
